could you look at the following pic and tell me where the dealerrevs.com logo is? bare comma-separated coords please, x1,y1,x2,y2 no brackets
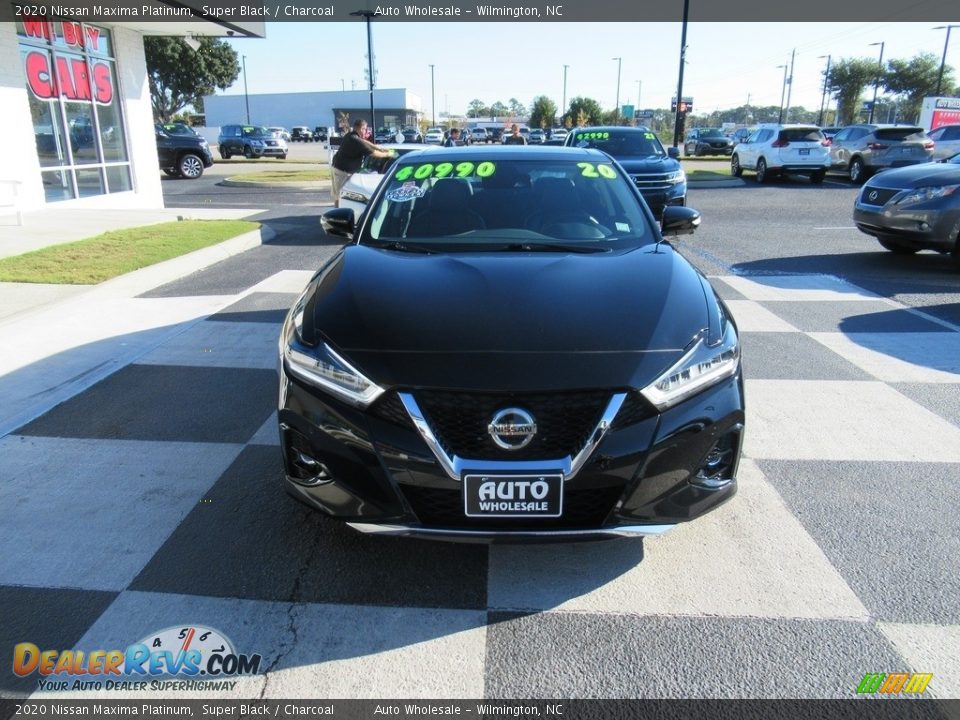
13,625,262,692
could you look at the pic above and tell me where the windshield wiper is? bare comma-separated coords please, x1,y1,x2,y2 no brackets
372,240,436,254
504,243,610,254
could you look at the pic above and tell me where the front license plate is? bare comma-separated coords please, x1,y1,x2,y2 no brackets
799,148,810,155
463,474,563,518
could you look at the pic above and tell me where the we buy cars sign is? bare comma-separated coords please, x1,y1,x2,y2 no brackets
20,20,113,104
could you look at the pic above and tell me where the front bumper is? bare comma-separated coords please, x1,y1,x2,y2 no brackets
854,199,960,253
278,360,744,542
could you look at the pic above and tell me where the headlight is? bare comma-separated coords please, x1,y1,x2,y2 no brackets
896,184,959,205
666,169,686,185
340,190,370,204
640,321,739,411
282,303,384,407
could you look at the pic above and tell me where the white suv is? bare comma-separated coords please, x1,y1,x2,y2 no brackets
731,124,830,184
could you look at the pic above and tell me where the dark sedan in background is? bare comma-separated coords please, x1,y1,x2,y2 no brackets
278,147,743,541
854,154,960,266
684,128,735,156
565,126,686,218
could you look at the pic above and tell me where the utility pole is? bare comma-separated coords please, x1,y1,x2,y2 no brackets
868,41,884,124
784,48,795,123
612,57,622,122
562,64,569,118
350,9,380,129
672,0,689,148
242,55,250,124
934,26,959,96
429,64,435,128
777,64,788,123
817,55,831,126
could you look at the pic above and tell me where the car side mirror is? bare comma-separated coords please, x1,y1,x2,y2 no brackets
668,146,680,159
661,206,701,236
321,208,355,239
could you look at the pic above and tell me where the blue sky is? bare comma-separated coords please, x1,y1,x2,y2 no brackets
220,22,958,116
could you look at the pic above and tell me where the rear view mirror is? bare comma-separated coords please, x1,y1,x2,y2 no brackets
661,206,701,236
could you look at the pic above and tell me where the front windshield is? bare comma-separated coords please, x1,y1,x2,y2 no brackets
569,129,666,158
242,126,271,138
363,157,652,249
701,129,725,138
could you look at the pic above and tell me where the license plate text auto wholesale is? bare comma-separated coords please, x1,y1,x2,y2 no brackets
463,474,563,517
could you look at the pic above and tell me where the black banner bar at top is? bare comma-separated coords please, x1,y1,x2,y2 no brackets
3,0,960,23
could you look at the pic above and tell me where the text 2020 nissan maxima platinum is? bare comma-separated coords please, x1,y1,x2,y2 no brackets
278,146,744,541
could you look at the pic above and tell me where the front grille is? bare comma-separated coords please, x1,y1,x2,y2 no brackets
612,392,658,429
632,174,674,191
401,483,624,529
370,392,412,428
859,186,900,207
415,390,610,460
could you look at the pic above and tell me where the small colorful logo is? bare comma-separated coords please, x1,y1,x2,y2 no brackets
857,672,933,695
13,625,261,680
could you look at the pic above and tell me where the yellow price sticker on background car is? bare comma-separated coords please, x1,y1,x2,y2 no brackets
394,162,496,181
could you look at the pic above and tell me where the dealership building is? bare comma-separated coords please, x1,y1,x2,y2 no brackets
202,89,423,134
0,13,264,214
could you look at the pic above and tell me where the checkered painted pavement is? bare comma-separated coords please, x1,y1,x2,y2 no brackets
2,261,959,700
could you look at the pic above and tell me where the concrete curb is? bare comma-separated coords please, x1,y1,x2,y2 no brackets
219,178,330,189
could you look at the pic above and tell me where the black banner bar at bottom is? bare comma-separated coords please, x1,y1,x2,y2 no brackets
0,699,958,720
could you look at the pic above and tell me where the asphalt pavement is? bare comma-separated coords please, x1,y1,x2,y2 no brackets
1,171,959,701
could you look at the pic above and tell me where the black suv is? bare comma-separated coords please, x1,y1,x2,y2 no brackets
155,124,213,179
565,126,685,218
684,128,734,156
217,124,288,159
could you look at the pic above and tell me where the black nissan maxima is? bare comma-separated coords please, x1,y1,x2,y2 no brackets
278,146,744,541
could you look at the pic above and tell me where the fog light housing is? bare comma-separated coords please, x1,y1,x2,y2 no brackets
282,425,334,487
692,425,742,489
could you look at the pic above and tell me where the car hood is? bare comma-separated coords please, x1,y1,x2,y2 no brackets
614,156,682,175
305,245,711,392
343,173,385,197
868,163,960,189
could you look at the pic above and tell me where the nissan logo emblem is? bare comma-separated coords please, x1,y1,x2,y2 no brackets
487,408,537,451
868,190,879,201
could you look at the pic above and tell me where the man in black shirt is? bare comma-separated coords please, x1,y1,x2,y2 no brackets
330,119,395,208
503,123,527,145
443,128,461,147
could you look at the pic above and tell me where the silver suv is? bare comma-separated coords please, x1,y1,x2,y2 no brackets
829,124,933,184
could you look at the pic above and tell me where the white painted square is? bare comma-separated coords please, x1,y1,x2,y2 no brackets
743,380,960,462
878,623,960,699
717,275,880,302
248,270,315,295
0,436,242,591
809,332,960,383
724,300,800,332
487,460,868,620
31,591,487,699
135,321,280,370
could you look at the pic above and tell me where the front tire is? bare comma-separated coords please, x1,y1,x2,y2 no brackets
731,154,743,177
220,149,231,160
243,146,254,159
277,154,287,160
178,153,204,179
756,158,770,183
810,170,826,185
162,169,179,178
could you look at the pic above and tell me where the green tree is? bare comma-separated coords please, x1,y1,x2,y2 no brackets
565,97,603,126
490,101,509,119
508,98,526,118
144,36,240,122
824,57,878,125
467,99,488,118
883,52,955,123
529,95,557,129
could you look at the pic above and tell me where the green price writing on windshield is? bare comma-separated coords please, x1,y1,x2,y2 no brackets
577,162,618,179
576,131,610,141
395,161,496,181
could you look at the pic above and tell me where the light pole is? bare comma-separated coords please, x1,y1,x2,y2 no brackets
242,55,250,125
777,64,788,123
612,57,622,122
868,41,884,124
784,48,795,123
429,64,435,128
934,25,960,96
817,54,831,126
562,64,569,120
350,9,380,130
672,0,689,148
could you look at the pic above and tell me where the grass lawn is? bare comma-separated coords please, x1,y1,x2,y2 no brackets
686,167,734,182
0,220,260,285
226,168,331,182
